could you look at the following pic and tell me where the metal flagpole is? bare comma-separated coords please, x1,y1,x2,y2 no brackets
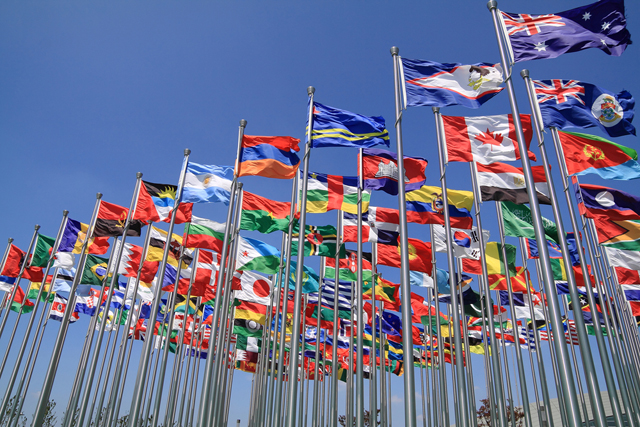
347,282,355,426
370,244,378,426
31,193,102,427
254,274,276,427
494,293,516,425
330,211,342,427
354,145,366,427
298,295,308,427
179,314,202,427
187,319,205,427
419,341,427,427
311,263,324,427
379,303,388,427
456,261,477,427
487,4,583,426
224,346,237,427
476,278,497,427
432,107,469,427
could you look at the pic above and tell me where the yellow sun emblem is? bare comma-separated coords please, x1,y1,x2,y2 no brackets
396,243,418,261
158,186,177,200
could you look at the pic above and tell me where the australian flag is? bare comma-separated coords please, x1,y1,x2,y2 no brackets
534,79,635,137
501,0,631,63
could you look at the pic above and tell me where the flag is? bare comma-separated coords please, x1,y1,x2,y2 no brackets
500,201,559,242
240,191,292,234
75,285,100,316
0,276,16,293
8,287,34,314
615,267,640,285
58,218,110,255
49,294,78,322
406,185,474,229
409,270,435,288
51,252,75,270
534,79,635,137
183,216,226,252
283,260,320,294
167,250,219,298
31,234,56,268
432,225,489,260
463,242,517,277
343,206,399,245
238,135,300,179
575,182,640,221
233,299,267,337
324,250,373,282
363,276,400,306
309,101,390,148
94,201,144,237
235,270,272,306
361,148,427,195
476,162,550,204
304,172,370,214
80,255,110,287
499,291,545,320
181,162,234,205
1,244,25,277
526,233,580,266
108,240,143,278
235,236,281,274
376,238,433,274
400,59,504,109
558,131,640,180
500,0,631,63
147,227,193,269
51,268,76,293
291,224,343,258
442,114,536,164
27,281,53,303
591,216,640,251
134,181,193,224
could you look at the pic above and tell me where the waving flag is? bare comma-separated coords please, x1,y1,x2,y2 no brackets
304,171,369,214
534,80,635,137
376,238,433,274
401,58,504,109
558,131,640,180
236,237,281,274
49,295,78,322
476,162,550,204
184,216,226,252
343,206,399,245
361,148,427,195
58,218,110,255
500,0,631,63
575,182,640,221
442,114,536,164
108,240,143,278
406,185,474,229
236,270,272,305
591,216,640,251
501,201,560,243
240,191,292,234
238,135,300,179
526,233,580,265
182,162,234,205
606,247,640,271
309,102,389,148
94,201,144,238
291,224,343,258
432,225,489,260
324,250,373,282
135,181,192,224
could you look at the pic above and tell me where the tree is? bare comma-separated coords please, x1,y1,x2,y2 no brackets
338,410,381,427
477,398,524,427
40,400,57,427
0,396,26,427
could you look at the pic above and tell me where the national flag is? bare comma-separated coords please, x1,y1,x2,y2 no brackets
27,281,53,303
291,224,344,258
605,247,640,271
432,225,489,261
8,286,34,314
303,171,370,215
0,276,17,293
406,185,474,229
51,252,75,270
1,244,25,277
238,135,300,179
620,284,640,302
174,295,200,315
376,238,433,274
165,250,219,299
499,291,545,320
342,207,399,245
147,227,193,270
590,216,640,251
80,255,110,287
361,148,428,196
240,191,292,234
183,216,226,252
233,299,267,337
363,276,400,306
235,270,272,306
75,285,100,316
463,241,517,277
558,131,640,180
51,268,76,293
309,101,390,148
575,182,640,221
94,201,144,237
282,259,320,294
442,114,536,164
615,267,640,285
49,294,78,322
235,236,281,274
553,260,595,289
324,250,373,282
31,234,56,268
526,233,580,266
108,240,143,278
181,162,234,205
58,218,110,255
400,59,504,109
500,201,559,243
22,266,43,284
534,79,635,137
134,181,193,224
500,0,631,63
236,335,261,368
476,162,550,204
409,270,435,289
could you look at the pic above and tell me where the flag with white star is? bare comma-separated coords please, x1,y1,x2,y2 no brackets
500,0,631,63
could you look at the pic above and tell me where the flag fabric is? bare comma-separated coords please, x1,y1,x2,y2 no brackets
75,285,100,316
147,227,193,269
500,0,631,63
167,249,219,299
591,216,640,251
240,191,292,234
94,201,144,237
183,216,226,252
80,255,110,287
181,162,234,205
499,291,545,320
303,172,370,215
376,238,433,274
432,225,489,260
8,286,34,314
1,244,25,277
233,299,267,337
49,294,78,322
575,182,640,221
283,260,320,294
235,270,272,306
31,234,56,268
363,276,400,306
235,236,281,274
291,224,343,258
442,114,536,164
558,131,640,180
108,240,143,278
51,252,75,270
406,185,474,229
0,277,16,293
463,242,517,277
51,268,76,293
309,102,390,148
343,206,400,245
615,267,640,285
476,162,551,204
27,281,53,303
324,251,373,282
58,218,110,255
410,270,435,289
400,59,504,109
238,135,300,179
534,79,635,137
526,233,580,266
361,148,427,195
500,201,559,243
135,181,193,224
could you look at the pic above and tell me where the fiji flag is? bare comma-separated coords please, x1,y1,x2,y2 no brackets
401,58,504,109
534,79,635,138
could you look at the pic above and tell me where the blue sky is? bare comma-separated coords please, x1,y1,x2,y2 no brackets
0,0,638,425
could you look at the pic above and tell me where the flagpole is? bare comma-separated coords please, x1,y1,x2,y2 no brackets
329,211,342,427
311,260,324,427
562,295,592,420
0,238,15,321
297,295,308,427
255,272,277,427
284,85,315,427
390,45,418,427
370,245,378,426
31,193,102,427
456,259,478,427
177,309,201,427
379,301,388,427
475,277,497,427
187,322,204,427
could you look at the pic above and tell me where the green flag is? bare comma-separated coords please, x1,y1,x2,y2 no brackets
500,201,559,243
291,224,345,258
81,255,110,286
31,234,56,268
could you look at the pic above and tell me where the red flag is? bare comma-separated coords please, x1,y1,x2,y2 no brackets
376,238,432,274
1,244,25,277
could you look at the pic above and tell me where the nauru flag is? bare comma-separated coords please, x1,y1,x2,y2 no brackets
238,135,300,180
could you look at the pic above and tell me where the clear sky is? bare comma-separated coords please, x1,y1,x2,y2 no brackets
0,0,638,425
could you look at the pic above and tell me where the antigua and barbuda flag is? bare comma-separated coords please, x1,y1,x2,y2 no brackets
500,0,631,63
400,58,504,109
534,79,635,138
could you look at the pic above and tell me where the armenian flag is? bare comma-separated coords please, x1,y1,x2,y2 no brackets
237,135,300,179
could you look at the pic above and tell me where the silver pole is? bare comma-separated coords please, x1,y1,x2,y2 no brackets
390,45,417,427
311,265,324,427
370,243,378,426
355,147,366,427
330,211,342,427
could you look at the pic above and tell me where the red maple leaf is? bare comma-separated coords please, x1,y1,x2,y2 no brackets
475,129,504,147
